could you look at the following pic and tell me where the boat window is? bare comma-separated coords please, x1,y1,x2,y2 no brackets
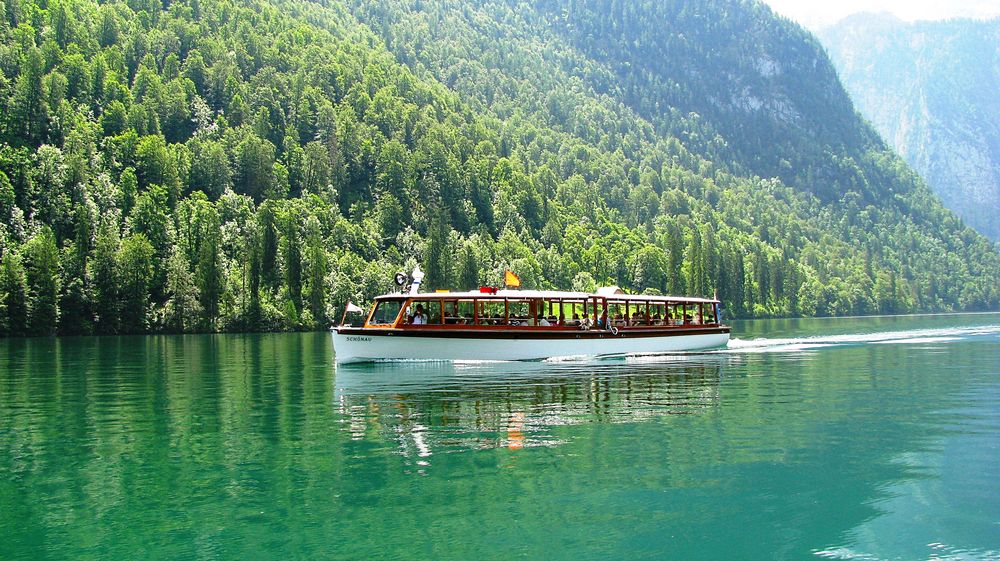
477,300,504,326
650,303,665,325
403,300,435,325
546,299,562,325
608,301,627,327
666,303,681,326
370,300,403,325
444,300,475,325
701,303,714,324
507,300,530,325
561,300,587,325
459,300,475,323
429,301,443,324
631,302,649,326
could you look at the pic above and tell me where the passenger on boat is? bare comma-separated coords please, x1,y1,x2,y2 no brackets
537,317,550,326
411,304,427,325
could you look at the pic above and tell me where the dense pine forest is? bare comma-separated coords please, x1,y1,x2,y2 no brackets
0,0,998,337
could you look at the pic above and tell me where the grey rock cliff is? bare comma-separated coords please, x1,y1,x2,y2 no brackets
820,13,1000,241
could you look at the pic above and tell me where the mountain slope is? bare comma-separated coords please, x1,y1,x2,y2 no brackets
819,13,1000,241
0,0,997,337
347,0,1000,308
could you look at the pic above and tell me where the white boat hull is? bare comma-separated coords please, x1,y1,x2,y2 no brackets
332,328,730,363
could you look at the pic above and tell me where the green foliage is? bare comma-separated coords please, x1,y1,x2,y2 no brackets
24,227,60,335
194,201,221,329
164,245,202,333
0,249,28,336
305,215,328,328
91,219,120,334
283,207,303,317
118,233,154,333
0,0,996,338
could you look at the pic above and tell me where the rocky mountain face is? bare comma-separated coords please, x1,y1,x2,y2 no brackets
820,13,1000,241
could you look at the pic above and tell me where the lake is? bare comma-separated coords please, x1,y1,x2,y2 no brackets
1,314,999,560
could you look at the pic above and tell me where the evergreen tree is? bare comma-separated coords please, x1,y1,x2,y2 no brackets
685,228,708,298
10,48,48,146
195,205,221,329
246,224,262,330
305,216,327,328
58,206,94,335
189,140,231,199
164,245,201,333
234,133,276,202
424,208,451,290
118,234,154,333
284,212,302,314
58,247,91,335
632,244,668,293
91,221,120,334
0,250,28,336
458,244,479,290
258,202,280,289
24,228,60,336
665,223,686,295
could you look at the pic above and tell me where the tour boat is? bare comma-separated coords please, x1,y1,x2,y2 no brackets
332,267,731,363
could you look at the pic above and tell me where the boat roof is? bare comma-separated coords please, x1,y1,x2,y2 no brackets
374,289,719,304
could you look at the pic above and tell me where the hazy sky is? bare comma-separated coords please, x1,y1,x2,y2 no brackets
762,0,1000,30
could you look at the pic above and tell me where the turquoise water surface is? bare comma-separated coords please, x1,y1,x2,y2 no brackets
2,314,999,560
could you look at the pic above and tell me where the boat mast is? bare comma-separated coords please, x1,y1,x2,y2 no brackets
409,265,424,295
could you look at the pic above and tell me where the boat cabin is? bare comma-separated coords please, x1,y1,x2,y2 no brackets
360,290,722,331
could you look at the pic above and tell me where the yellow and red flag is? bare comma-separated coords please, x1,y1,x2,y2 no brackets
504,269,521,288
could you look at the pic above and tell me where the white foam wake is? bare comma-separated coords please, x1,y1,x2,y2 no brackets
725,325,1000,354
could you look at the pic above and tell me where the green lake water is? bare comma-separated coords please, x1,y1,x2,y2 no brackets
2,314,999,560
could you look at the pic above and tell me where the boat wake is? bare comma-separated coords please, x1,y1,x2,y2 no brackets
725,324,1000,354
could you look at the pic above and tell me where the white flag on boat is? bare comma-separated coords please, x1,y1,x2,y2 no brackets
345,302,364,313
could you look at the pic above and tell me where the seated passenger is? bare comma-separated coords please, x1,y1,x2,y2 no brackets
411,304,427,325
537,317,550,326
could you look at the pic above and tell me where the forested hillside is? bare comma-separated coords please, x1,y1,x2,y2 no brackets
820,14,1000,241
0,0,997,337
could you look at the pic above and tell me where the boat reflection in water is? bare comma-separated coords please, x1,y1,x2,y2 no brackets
333,353,732,463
